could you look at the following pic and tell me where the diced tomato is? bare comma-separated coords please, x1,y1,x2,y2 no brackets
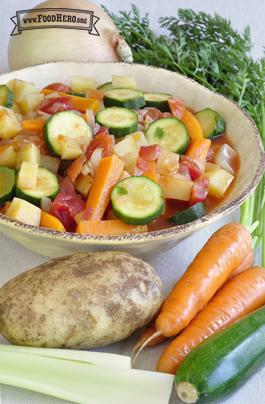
50,177,85,230
39,97,74,114
180,155,202,180
137,157,149,172
86,130,114,160
178,162,191,180
190,176,209,206
138,108,163,124
139,145,161,161
67,155,87,182
168,98,185,119
44,82,71,93
60,177,75,194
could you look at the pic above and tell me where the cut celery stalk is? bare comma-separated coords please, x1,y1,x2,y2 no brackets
0,350,173,404
0,344,130,370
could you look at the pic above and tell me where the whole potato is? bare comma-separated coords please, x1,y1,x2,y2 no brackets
0,251,163,348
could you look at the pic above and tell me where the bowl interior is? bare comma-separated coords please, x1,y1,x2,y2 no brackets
0,62,264,242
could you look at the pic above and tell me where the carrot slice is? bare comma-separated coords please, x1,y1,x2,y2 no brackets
76,219,147,235
85,155,124,220
181,109,203,140
41,89,101,112
67,155,87,182
157,267,265,374
40,211,65,232
22,118,44,132
185,138,211,161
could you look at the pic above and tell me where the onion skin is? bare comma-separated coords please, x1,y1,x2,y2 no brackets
8,0,131,70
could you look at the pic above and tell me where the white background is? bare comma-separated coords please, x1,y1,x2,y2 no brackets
0,1,264,403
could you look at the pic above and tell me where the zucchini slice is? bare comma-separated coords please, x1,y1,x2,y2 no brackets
175,305,265,403
0,166,16,203
195,108,225,139
144,92,171,112
145,117,190,154
98,82,113,92
0,85,13,108
44,111,92,158
96,107,138,137
16,167,59,206
111,176,164,225
169,202,205,225
104,88,145,109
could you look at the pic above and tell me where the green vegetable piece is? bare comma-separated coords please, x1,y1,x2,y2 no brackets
104,88,145,109
175,305,265,403
145,117,189,154
0,85,13,109
0,166,16,203
169,203,205,225
111,176,164,225
195,108,225,139
16,167,59,206
96,106,138,137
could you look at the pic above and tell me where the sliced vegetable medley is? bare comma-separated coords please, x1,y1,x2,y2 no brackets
0,75,238,234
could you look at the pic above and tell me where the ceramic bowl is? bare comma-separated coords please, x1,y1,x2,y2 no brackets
0,62,264,258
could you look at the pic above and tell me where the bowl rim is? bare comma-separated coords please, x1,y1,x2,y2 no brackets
0,61,264,244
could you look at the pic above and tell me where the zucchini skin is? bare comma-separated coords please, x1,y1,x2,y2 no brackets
144,93,171,112
103,89,146,109
169,203,205,225
195,108,225,139
98,82,113,92
0,85,13,109
15,168,59,207
175,305,265,403
111,176,165,225
0,167,16,203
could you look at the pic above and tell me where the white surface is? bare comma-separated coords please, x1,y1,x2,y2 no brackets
0,1,264,403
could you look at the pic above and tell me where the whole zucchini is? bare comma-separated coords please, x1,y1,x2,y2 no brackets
175,305,265,403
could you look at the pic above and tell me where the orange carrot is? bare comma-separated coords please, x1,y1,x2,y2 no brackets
67,154,87,182
185,138,211,161
41,89,101,112
155,223,252,337
157,267,265,374
133,241,254,356
40,211,65,232
22,118,44,132
144,161,159,183
229,248,254,277
181,110,203,140
76,219,147,235
85,155,124,220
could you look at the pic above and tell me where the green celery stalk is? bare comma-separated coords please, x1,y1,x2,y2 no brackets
0,344,130,370
0,350,173,404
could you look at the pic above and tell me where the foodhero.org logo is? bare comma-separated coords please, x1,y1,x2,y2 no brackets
10,8,100,36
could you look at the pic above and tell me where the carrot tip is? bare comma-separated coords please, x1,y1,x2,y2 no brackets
131,330,162,368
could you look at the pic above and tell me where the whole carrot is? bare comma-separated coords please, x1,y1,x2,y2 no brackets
131,224,252,363
156,223,252,337
157,267,265,374
229,248,254,277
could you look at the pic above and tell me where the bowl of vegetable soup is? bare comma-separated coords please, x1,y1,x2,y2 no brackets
0,62,263,257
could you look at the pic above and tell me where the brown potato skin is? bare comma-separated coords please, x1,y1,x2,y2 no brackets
0,251,163,348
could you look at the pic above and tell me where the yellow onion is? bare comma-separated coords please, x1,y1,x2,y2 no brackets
8,0,132,70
